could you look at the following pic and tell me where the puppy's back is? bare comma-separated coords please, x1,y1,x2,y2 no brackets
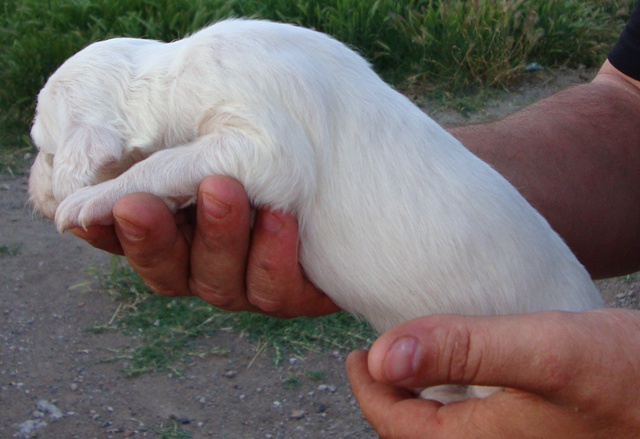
178,20,604,332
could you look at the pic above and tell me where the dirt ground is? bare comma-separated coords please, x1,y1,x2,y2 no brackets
2,68,639,438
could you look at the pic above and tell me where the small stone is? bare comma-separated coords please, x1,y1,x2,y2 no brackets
170,414,191,425
224,370,238,378
290,409,306,419
317,384,336,392
15,419,47,438
525,62,544,72
37,400,63,420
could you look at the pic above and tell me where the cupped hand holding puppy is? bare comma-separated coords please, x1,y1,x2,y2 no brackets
71,193,640,438
347,309,640,439
69,158,640,438
70,175,340,318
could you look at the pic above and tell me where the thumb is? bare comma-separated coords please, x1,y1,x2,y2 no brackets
366,311,599,402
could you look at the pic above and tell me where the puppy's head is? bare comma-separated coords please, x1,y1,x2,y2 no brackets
29,90,125,219
28,42,135,219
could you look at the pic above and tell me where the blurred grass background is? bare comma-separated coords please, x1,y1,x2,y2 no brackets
0,0,635,151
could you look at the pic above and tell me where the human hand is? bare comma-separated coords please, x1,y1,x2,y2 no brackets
347,309,640,438
70,175,340,318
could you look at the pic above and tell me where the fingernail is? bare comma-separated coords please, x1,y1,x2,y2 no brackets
202,193,231,220
115,217,149,241
384,337,420,383
261,212,283,232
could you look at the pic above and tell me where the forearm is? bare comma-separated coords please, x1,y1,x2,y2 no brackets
450,68,640,279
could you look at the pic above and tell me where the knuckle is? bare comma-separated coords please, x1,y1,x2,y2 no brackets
532,319,579,393
189,278,241,310
440,321,479,384
124,240,173,269
247,291,285,314
246,260,293,314
129,253,165,270
250,250,281,278
197,227,228,251
197,214,244,252
247,256,279,293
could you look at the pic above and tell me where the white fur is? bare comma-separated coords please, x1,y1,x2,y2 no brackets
29,19,603,403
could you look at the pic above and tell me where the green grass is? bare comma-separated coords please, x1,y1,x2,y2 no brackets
0,0,634,149
307,370,326,382
621,272,640,284
283,375,304,390
282,370,327,389
88,257,375,376
0,244,21,257
0,144,32,175
150,421,192,439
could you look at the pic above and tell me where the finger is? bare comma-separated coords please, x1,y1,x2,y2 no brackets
366,312,589,402
70,225,124,255
188,175,255,311
346,350,449,438
113,193,191,296
348,350,567,439
246,209,341,317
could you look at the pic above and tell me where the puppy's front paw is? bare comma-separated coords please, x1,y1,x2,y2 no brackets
54,181,122,233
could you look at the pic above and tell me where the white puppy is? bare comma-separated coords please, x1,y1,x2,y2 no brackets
29,19,603,403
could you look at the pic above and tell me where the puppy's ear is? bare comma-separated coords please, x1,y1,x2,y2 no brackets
30,114,57,155
52,123,124,202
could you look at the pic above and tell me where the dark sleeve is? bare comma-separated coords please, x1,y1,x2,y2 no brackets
608,0,640,80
